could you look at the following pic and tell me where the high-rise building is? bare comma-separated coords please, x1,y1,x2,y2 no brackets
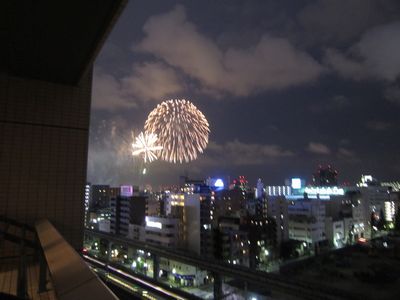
84,183,91,228
267,196,289,245
143,216,183,248
110,194,147,236
146,193,162,216
265,185,292,196
215,216,250,267
91,185,111,210
214,189,246,218
255,178,264,199
243,216,277,266
110,186,121,198
287,198,327,249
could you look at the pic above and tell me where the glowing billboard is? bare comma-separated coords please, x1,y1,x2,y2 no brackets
304,186,345,196
145,217,162,229
120,185,133,197
291,178,302,189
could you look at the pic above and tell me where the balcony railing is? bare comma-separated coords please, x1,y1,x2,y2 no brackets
0,216,117,300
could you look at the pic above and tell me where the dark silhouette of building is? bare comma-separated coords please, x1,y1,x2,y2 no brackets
312,165,338,186
91,185,111,210
110,195,147,236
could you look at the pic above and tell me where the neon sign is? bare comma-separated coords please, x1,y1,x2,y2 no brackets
145,217,162,229
304,186,344,196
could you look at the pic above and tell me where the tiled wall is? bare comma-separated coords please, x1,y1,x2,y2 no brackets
0,71,92,249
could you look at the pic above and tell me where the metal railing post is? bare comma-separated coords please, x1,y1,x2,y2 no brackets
244,281,248,299
17,226,27,299
213,272,222,300
107,241,112,262
153,254,159,281
38,249,47,293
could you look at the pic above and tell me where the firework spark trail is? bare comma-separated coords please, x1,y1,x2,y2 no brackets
144,99,210,163
132,132,163,163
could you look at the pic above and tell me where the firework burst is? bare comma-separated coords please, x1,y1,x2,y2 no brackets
132,132,163,163
145,99,210,163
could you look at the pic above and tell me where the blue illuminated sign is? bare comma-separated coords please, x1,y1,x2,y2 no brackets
214,178,224,189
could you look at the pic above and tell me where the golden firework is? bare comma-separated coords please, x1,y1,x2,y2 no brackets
145,99,210,163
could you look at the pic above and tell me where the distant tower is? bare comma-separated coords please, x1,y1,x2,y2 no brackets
312,165,338,186
256,178,264,199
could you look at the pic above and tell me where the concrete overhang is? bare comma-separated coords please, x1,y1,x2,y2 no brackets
0,0,126,85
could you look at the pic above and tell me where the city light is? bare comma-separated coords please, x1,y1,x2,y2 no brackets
106,265,185,300
214,178,224,189
304,186,345,196
121,185,133,197
145,217,162,229
291,178,302,189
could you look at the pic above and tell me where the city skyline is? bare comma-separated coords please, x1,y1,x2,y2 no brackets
2,2,400,299
88,0,400,187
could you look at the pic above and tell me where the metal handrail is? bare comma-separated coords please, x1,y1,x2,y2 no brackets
35,219,118,300
86,229,362,300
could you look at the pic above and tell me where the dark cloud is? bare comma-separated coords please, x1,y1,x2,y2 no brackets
337,147,355,157
384,85,400,104
206,140,294,166
135,5,324,98
297,0,400,45
121,62,185,102
336,147,360,165
92,62,185,110
323,49,367,81
307,142,331,155
92,69,136,110
366,121,392,131
325,22,400,82
309,95,350,113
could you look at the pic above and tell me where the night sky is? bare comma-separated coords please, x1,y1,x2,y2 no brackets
87,0,400,188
